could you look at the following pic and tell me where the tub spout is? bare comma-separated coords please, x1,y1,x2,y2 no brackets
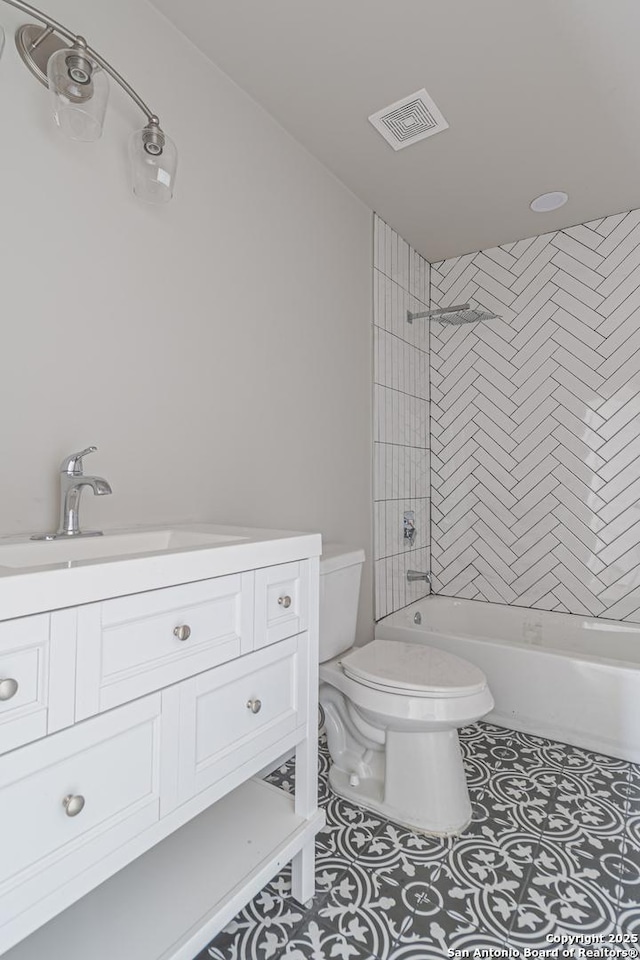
407,570,431,583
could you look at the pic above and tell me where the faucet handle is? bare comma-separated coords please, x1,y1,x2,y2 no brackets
60,446,98,476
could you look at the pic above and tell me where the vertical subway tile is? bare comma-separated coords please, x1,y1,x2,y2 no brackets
400,238,409,291
373,227,432,619
374,214,382,271
385,271,392,329
390,228,397,282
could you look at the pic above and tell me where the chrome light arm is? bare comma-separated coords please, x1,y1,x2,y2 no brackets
1,0,158,122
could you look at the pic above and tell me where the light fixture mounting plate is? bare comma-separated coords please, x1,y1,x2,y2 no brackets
16,23,69,88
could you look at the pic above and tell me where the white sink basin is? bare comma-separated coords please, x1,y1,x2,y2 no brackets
0,529,246,569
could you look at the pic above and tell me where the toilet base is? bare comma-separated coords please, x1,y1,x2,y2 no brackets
328,766,471,837
326,722,473,837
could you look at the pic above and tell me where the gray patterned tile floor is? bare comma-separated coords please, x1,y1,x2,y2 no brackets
196,723,640,960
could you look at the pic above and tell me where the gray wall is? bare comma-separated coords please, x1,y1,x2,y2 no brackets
0,0,373,640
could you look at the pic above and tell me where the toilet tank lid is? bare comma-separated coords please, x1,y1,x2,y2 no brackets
321,543,366,575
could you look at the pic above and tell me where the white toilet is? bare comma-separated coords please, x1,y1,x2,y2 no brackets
319,544,494,836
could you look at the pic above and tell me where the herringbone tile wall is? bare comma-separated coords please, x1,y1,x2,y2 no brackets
431,209,640,622
373,216,431,618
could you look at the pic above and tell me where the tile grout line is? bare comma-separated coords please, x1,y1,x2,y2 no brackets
614,765,634,932
504,734,570,945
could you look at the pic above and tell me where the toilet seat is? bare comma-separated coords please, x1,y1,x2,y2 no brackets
341,639,487,698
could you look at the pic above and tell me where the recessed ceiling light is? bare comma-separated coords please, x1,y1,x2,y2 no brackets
530,191,569,213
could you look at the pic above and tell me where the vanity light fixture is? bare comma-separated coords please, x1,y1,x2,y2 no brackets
0,0,177,202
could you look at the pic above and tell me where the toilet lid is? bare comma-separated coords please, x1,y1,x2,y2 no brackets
341,639,487,698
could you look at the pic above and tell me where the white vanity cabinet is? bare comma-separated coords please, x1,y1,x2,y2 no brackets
0,612,76,754
0,531,323,960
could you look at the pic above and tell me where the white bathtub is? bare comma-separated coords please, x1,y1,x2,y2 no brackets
375,596,640,763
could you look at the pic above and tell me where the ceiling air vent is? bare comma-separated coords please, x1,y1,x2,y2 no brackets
368,88,449,150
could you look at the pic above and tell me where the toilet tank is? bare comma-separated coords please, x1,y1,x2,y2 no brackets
319,543,365,663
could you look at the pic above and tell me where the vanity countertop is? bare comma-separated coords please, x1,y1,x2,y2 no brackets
0,523,322,621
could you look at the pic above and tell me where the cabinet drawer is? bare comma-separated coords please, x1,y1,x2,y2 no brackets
254,561,308,648
176,635,307,804
76,573,254,719
0,694,161,925
0,616,49,755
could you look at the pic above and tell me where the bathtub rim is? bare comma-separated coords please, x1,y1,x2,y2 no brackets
375,596,640,762
376,595,640,673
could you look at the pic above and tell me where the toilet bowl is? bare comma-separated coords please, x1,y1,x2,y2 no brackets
319,545,494,836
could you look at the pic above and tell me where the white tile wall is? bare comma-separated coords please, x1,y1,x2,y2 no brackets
373,215,431,619
430,209,640,623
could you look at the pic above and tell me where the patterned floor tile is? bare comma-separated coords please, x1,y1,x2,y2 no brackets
318,795,386,864
265,757,296,795
317,861,414,958
460,721,515,744
541,781,629,905
561,745,633,811
389,880,514,956
267,846,352,904
395,930,511,959
499,729,568,773
508,833,619,946
617,813,640,935
201,885,308,960
383,946,446,960
401,830,541,943
202,726,639,960
626,765,640,817
200,848,347,959
277,915,376,959
613,938,640,959
318,749,331,806
352,819,449,887
465,764,561,839
459,721,516,789
619,906,640,937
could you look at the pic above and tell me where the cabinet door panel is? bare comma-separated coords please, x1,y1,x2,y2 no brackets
254,562,308,648
178,636,307,803
0,616,49,755
0,694,161,927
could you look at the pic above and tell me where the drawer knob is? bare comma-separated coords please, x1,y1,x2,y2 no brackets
173,624,192,642
63,794,85,817
0,678,18,702
246,698,262,714
278,595,292,609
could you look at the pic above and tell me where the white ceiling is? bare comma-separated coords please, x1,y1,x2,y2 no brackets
152,0,640,261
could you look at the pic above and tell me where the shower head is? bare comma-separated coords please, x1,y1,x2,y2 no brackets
407,302,500,325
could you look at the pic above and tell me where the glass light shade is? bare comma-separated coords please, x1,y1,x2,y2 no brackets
129,126,177,203
47,46,109,142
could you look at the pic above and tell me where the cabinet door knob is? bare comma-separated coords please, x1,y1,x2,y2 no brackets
0,678,18,702
173,624,191,642
246,698,262,714
277,595,292,609
63,794,85,817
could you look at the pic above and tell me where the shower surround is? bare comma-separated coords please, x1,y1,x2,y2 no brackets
431,209,640,623
374,209,640,625
373,216,430,618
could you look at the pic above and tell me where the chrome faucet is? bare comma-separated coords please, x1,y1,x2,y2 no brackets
31,446,112,540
